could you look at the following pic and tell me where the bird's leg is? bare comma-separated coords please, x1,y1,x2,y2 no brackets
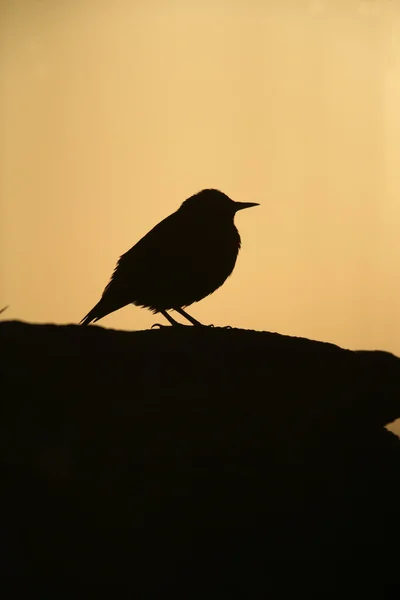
159,310,185,326
151,310,190,328
174,307,213,327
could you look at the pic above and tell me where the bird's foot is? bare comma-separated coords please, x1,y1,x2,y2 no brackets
151,322,215,329
151,323,167,329
151,322,191,329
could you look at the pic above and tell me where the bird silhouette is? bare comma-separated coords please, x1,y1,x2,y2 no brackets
80,189,258,327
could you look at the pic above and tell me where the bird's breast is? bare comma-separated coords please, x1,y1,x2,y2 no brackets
178,223,241,298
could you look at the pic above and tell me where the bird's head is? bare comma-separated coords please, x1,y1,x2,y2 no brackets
179,189,259,220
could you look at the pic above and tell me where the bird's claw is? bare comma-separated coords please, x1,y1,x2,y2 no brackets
152,322,216,329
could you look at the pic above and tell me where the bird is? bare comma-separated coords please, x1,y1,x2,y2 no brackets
80,188,259,327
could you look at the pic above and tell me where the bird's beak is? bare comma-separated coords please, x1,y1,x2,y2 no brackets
234,201,259,211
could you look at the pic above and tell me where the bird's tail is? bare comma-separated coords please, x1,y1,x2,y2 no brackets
80,300,107,326
80,294,127,326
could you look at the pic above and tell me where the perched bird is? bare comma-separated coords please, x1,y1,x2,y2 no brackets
80,189,258,327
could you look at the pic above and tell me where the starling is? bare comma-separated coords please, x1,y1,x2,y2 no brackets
80,189,258,327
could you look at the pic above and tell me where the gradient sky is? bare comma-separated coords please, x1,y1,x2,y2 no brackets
1,1,399,432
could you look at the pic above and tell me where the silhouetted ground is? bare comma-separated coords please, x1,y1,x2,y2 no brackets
1,321,400,597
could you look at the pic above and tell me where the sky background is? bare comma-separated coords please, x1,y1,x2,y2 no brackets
1,0,399,433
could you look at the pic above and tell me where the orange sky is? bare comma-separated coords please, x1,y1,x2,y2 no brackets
1,1,399,433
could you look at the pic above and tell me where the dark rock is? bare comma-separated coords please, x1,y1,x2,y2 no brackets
1,321,399,597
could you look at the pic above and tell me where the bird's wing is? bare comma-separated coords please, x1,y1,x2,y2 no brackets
102,211,198,297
